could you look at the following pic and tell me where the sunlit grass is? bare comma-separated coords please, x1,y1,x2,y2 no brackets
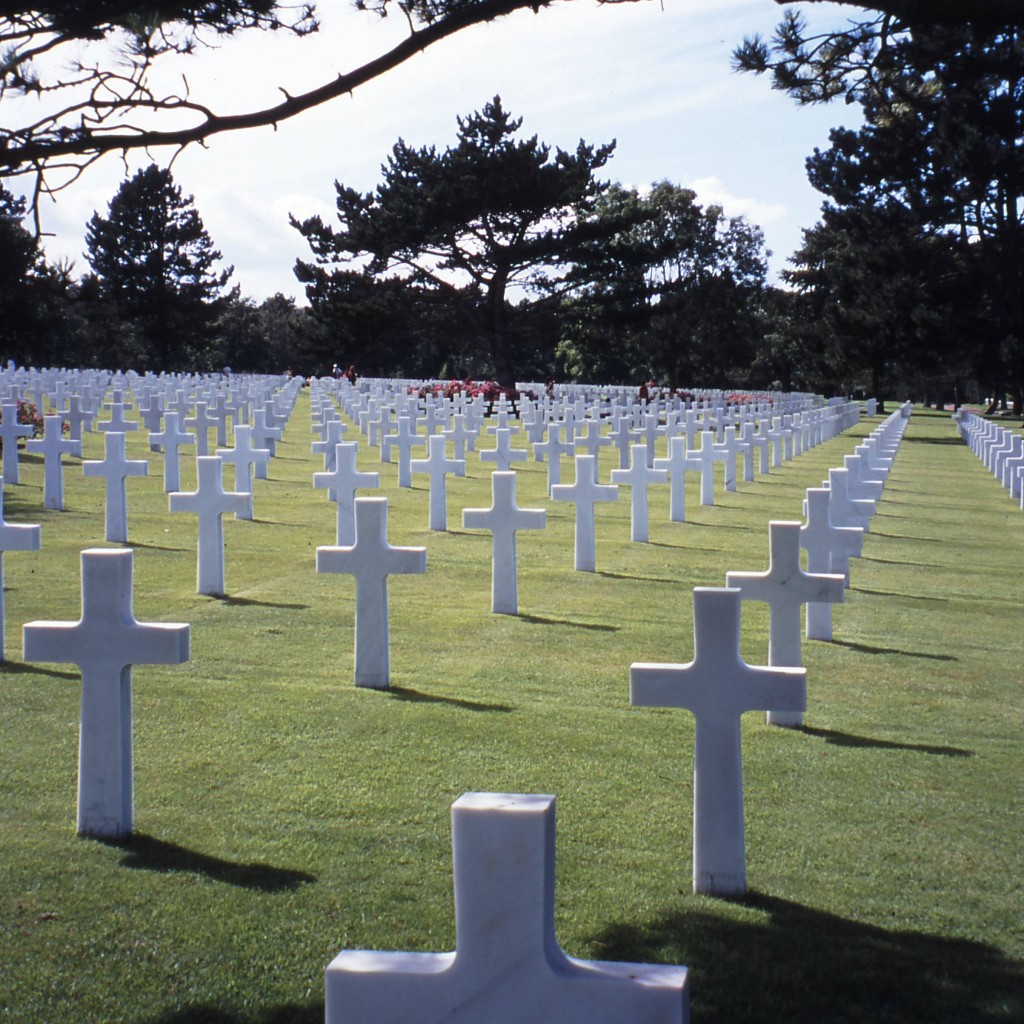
1,399,1021,1023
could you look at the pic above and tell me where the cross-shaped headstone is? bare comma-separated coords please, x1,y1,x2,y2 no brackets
441,413,478,473
97,401,137,433
801,488,863,639
325,792,689,1024
314,442,380,545
653,436,703,523
610,443,668,543
184,401,217,456
382,415,426,487
312,419,348,471
479,427,527,473
631,587,806,895
148,411,195,492
82,431,149,543
216,424,270,519
24,414,81,510
0,479,40,661
0,401,34,484
689,430,729,506
410,433,465,531
22,548,189,838
532,423,574,491
169,456,252,595
712,427,746,493
726,520,845,727
463,471,546,615
250,407,282,475
316,497,427,689
550,454,619,573
62,395,94,444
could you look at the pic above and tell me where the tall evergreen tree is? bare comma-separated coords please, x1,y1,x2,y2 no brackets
293,96,614,385
85,164,234,371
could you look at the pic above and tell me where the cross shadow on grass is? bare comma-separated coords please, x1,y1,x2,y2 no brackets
828,638,958,661
100,833,316,892
596,570,681,585
388,686,514,713
142,1005,324,1024
518,613,619,632
801,725,973,758
589,891,1023,1024
0,659,80,680
215,595,310,610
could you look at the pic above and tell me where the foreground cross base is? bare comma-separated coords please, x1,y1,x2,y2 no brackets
22,548,190,839
326,792,689,1024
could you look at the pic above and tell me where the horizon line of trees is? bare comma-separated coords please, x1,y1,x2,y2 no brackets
2,17,1021,413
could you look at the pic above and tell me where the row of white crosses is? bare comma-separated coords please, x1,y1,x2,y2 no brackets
629,405,911,896
954,408,1024,509
7,375,904,1022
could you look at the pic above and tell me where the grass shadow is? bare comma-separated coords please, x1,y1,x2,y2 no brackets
100,833,316,892
589,891,1022,1023
0,660,80,680
596,570,682,585
215,595,310,610
128,541,192,552
388,686,514,713
141,1005,324,1024
852,587,950,604
829,638,957,661
801,725,973,758
518,613,619,632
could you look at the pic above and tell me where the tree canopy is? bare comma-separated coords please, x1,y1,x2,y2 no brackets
293,95,614,385
85,163,234,370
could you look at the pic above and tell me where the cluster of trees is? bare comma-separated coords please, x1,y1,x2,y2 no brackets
1,2,1020,410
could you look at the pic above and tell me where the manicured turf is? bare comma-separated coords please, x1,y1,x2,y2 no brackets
1,397,1021,1023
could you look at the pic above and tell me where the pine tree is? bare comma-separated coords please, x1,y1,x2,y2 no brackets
85,164,234,370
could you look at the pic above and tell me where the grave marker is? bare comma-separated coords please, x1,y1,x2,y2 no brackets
325,792,689,1024
550,454,619,573
0,401,34,484
169,456,252,595
24,414,81,510
726,521,845,727
410,433,465,531
82,431,149,543
316,497,426,689
22,548,189,838
314,442,381,545
0,479,41,661
631,587,805,895
610,443,668,543
463,471,546,615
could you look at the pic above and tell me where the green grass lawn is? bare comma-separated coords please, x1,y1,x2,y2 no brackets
1,397,1021,1023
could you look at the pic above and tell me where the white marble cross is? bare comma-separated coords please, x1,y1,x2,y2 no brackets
216,424,270,518
712,427,746,493
410,433,465,531
82,431,149,543
610,443,668,542
826,467,875,532
382,415,426,488
24,414,81,510
169,456,252,595
801,488,863,637
653,436,702,523
631,587,805,895
316,497,427,689
97,401,137,433
0,479,40,661
325,792,689,1024
726,521,845,727
314,442,380,545
463,471,546,615
184,401,217,456
441,413,478,473
550,454,619,572
22,548,189,838
0,401,35,484
533,423,574,491
250,408,282,473
148,411,195,492
479,427,527,473
689,430,729,506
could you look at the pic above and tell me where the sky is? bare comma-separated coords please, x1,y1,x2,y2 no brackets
14,0,865,304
